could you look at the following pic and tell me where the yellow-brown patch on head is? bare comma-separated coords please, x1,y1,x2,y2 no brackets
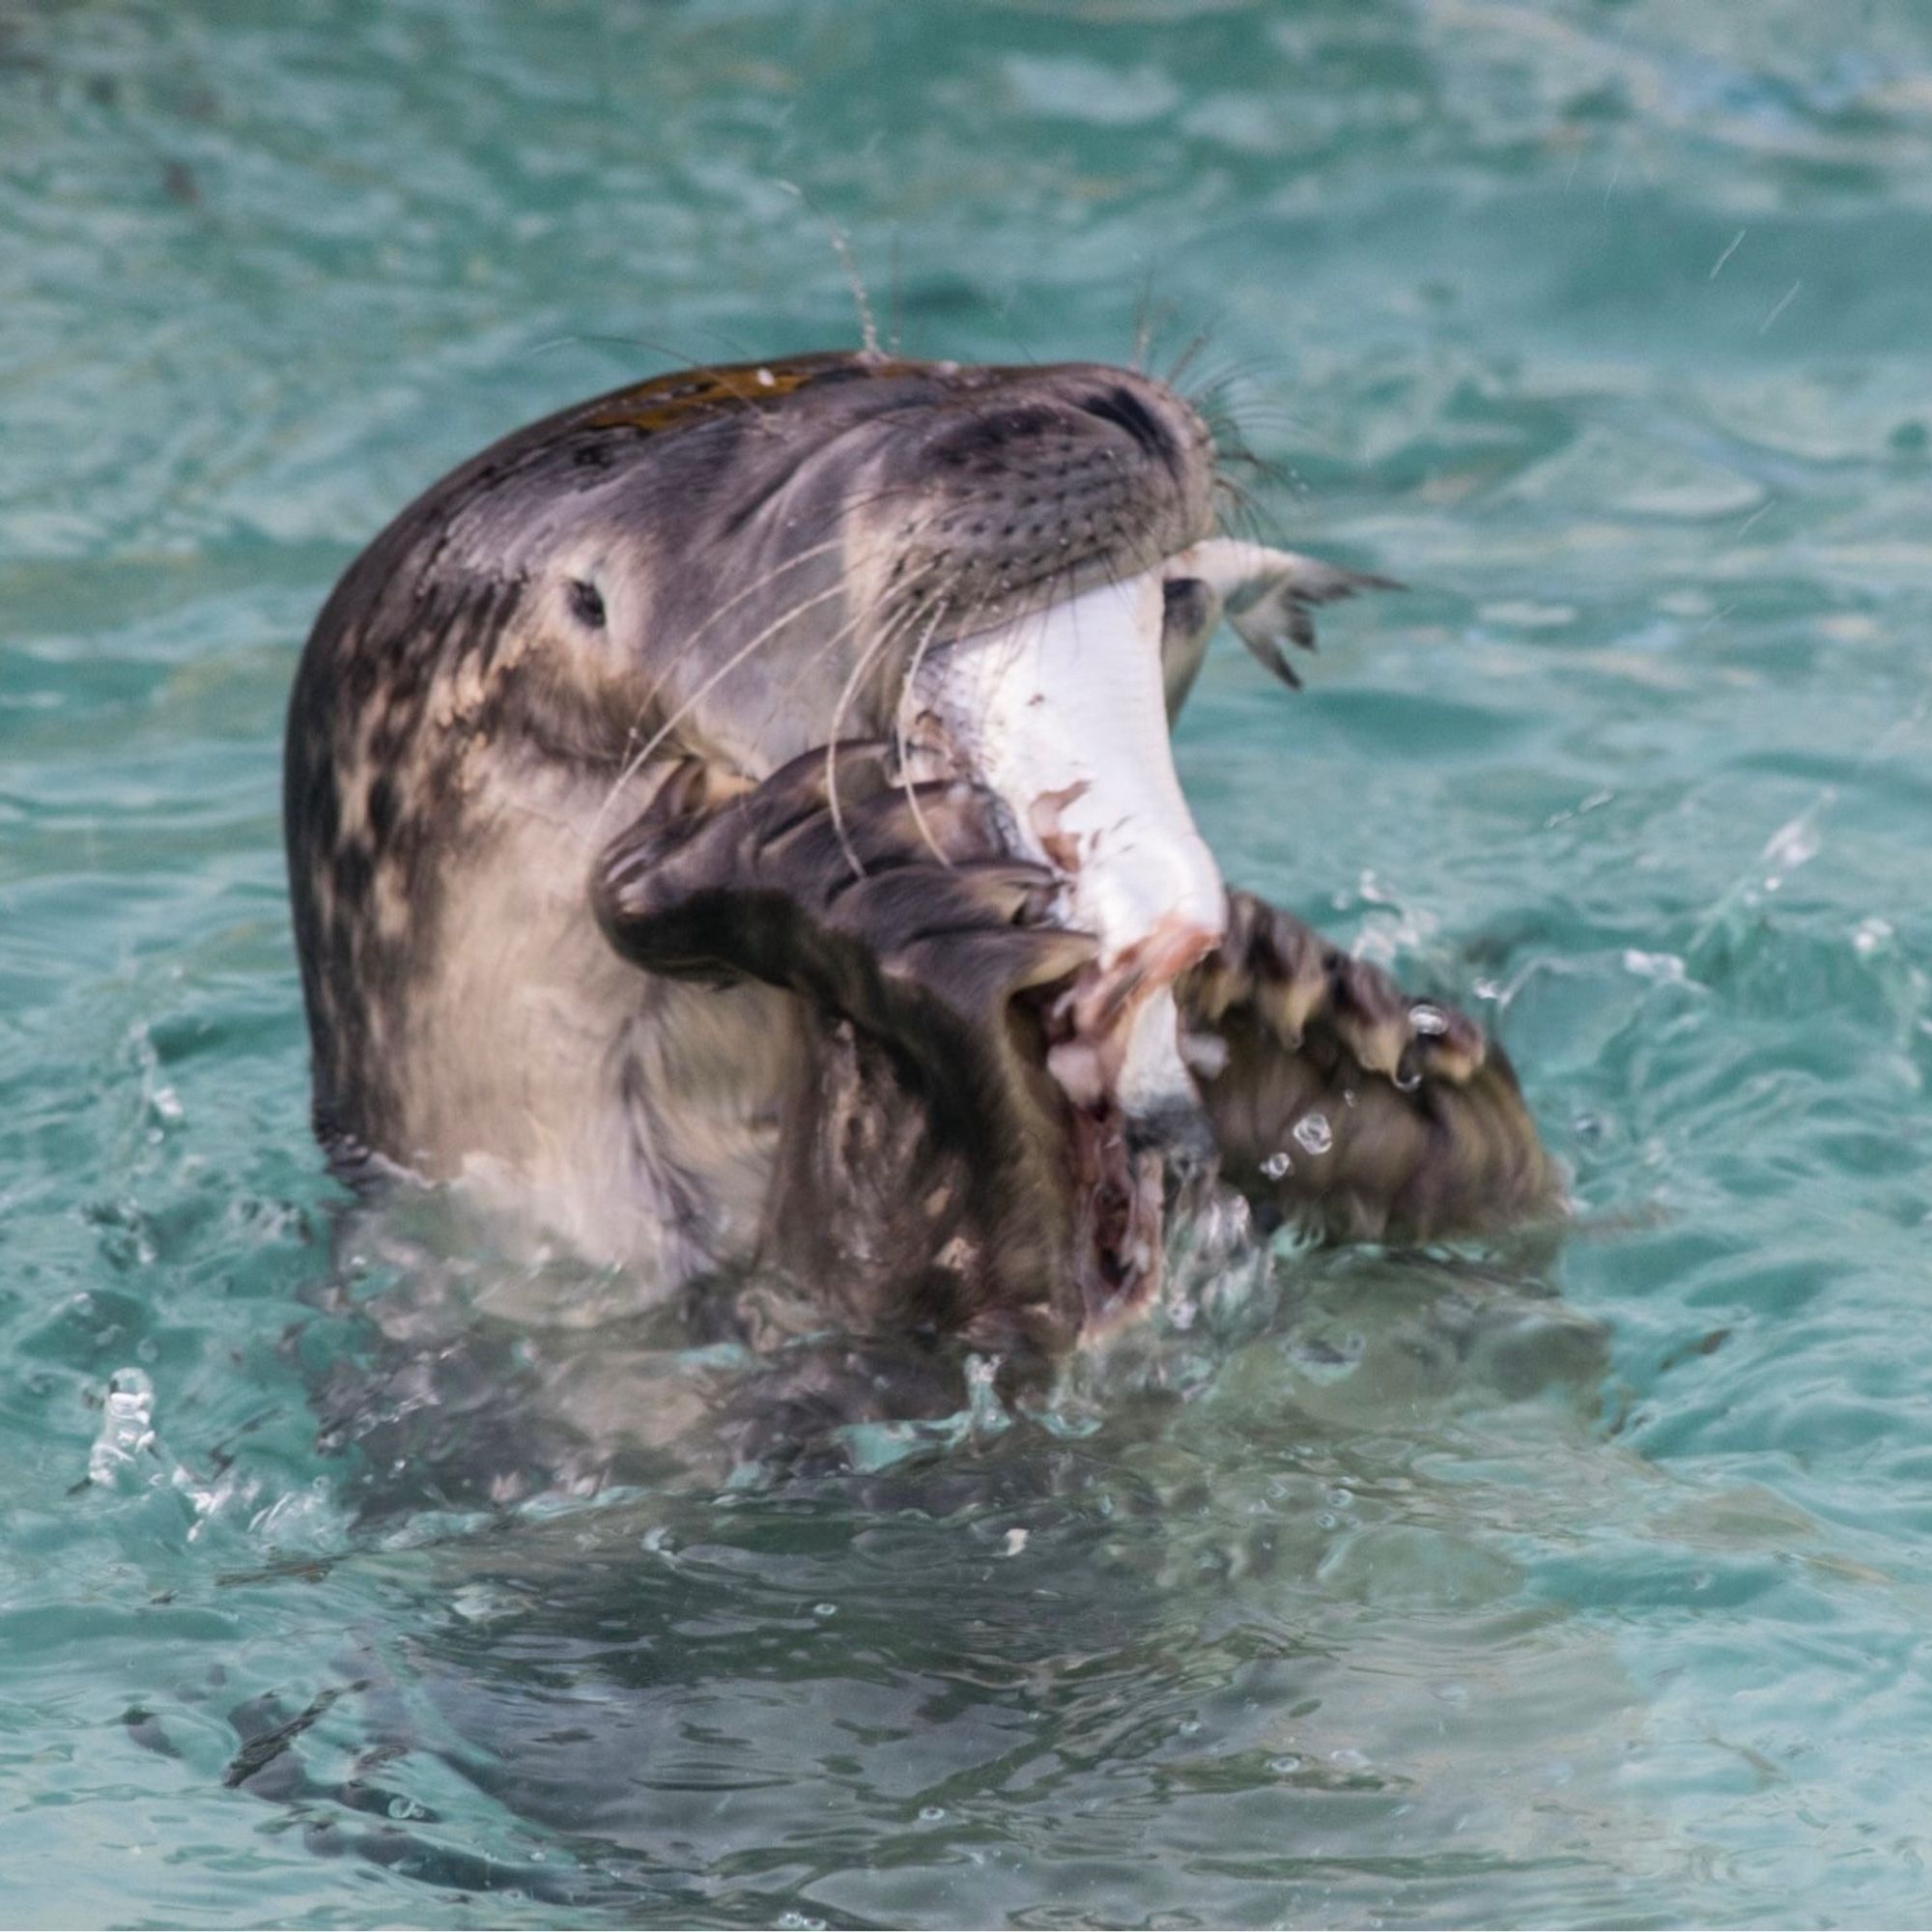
582,354,924,439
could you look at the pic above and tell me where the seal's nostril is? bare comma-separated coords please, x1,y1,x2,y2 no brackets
1080,384,1172,462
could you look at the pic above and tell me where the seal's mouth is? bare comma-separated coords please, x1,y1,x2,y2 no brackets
907,567,1225,1328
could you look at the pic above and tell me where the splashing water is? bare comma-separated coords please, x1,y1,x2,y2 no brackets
87,1367,157,1488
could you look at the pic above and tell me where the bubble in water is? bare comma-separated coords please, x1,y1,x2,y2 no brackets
919,1805,946,1823
1292,1112,1333,1157
1409,1003,1449,1037
812,1602,838,1619
1260,1150,1293,1179
89,1367,157,1485
1268,1754,1303,1776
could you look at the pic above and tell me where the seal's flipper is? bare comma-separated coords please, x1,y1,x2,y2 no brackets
1180,891,1558,1243
593,743,1094,1038
595,746,1098,1351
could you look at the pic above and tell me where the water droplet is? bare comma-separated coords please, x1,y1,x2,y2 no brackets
964,1352,1009,1438
1260,1150,1293,1179
88,1367,156,1484
1002,1527,1029,1557
1623,949,1687,985
1408,1003,1449,1037
1292,1113,1333,1157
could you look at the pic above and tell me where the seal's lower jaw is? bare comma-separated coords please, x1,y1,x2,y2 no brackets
910,567,1227,1328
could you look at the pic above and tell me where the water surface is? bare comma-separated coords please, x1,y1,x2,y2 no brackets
5,1,1932,1924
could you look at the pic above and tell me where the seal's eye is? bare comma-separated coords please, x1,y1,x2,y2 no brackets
567,579,607,630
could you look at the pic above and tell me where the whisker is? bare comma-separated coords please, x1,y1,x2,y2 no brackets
1164,323,1218,390
894,597,954,866
887,230,904,357
738,492,958,747
778,180,881,359
524,327,760,372
586,538,855,842
824,598,932,876
585,579,850,851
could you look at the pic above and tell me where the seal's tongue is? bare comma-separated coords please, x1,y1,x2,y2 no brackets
911,568,1226,1321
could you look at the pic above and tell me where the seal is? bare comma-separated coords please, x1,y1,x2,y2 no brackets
286,352,1554,1374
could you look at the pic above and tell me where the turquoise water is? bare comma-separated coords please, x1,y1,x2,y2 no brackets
5,0,1932,1922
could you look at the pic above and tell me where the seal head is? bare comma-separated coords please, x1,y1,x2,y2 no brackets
287,351,1555,1366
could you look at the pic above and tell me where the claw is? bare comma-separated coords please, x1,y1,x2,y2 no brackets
643,754,713,826
891,924,1095,1025
847,781,1010,869
1406,1001,1488,1084
947,858,1065,926
757,739,897,824
1330,962,1411,1081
